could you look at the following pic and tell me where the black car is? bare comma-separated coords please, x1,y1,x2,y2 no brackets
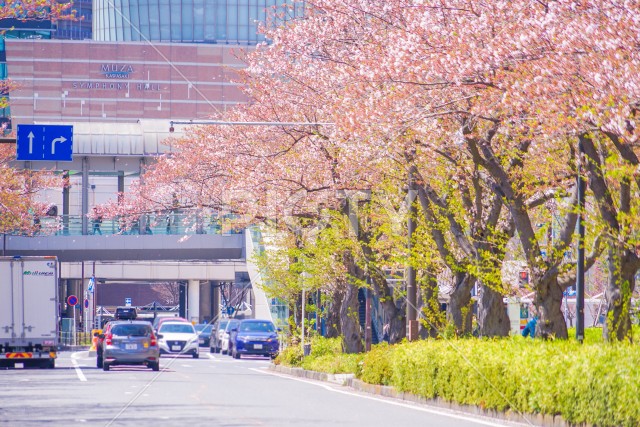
115,306,138,320
194,324,213,347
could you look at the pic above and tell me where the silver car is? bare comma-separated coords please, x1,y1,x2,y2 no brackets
101,321,160,371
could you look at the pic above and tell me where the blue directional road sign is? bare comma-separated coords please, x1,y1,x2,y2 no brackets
16,124,73,161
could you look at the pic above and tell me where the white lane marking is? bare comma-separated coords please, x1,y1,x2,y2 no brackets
71,358,87,382
181,364,192,368
71,351,90,360
249,369,525,427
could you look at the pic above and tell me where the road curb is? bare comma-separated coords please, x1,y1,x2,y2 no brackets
58,345,91,352
269,364,581,427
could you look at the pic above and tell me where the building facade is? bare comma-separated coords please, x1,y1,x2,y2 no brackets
5,39,246,125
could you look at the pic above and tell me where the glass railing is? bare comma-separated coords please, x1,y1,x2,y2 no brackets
15,212,245,237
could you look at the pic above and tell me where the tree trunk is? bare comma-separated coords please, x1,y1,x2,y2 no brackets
340,282,363,353
447,273,473,335
477,284,510,337
370,272,406,343
325,287,343,339
535,275,567,339
603,246,637,341
419,274,440,338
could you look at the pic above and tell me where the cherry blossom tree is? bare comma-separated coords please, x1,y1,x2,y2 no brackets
111,0,640,342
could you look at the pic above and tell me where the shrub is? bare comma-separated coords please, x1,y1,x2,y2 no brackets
302,353,363,374
274,345,303,366
359,343,394,385
308,336,343,358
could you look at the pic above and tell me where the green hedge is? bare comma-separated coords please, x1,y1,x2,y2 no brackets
274,336,363,374
360,338,640,427
277,333,640,426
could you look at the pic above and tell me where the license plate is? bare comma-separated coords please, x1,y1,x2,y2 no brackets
125,344,137,350
171,345,181,351
254,344,263,349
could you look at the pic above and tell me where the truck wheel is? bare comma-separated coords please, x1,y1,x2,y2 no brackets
103,362,110,371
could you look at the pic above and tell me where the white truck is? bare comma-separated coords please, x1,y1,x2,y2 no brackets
0,256,58,368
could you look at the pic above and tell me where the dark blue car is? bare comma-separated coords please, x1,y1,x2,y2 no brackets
229,319,279,359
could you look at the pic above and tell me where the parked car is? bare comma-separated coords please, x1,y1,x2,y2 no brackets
229,319,280,360
157,321,200,358
98,320,160,371
152,315,189,331
210,319,229,353
219,319,240,355
194,324,213,347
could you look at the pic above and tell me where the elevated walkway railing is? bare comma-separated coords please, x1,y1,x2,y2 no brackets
23,213,244,237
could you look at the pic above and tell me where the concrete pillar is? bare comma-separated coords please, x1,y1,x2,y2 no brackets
212,282,220,323
81,157,89,235
187,280,200,323
65,279,74,318
199,281,212,323
62,171,70,234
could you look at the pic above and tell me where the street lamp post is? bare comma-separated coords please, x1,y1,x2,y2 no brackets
576,139,586,343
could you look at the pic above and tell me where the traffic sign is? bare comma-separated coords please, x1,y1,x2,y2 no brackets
67,295,78,306
16,124,73,161
84,299,89,309
125,297,132,307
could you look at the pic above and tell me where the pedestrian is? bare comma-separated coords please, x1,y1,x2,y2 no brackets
33,214,41,235
92,208,103,235
383,322,390,343
522,316,538,338
165,214,172,234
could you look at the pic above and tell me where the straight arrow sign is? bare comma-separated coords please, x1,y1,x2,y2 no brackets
16,124,73,161
28,131,35,154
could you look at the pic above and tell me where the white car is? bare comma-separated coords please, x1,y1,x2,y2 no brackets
157,322,200,358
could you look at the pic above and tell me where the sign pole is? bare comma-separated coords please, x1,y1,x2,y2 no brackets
73,304,76,346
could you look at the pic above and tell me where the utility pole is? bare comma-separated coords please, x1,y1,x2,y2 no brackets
365,278,372,351
576,139,586,343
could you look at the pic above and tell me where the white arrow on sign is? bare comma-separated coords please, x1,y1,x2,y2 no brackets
28,131,35,154
51,136,67,155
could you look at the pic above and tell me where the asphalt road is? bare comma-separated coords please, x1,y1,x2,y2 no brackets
0,350,529,427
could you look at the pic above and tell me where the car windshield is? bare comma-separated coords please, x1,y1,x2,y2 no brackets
160,323,195,334
239,322,276,333
194,325,213,333
111,324,151,337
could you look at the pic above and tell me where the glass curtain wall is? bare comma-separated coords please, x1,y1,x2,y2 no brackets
94,0,305,45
